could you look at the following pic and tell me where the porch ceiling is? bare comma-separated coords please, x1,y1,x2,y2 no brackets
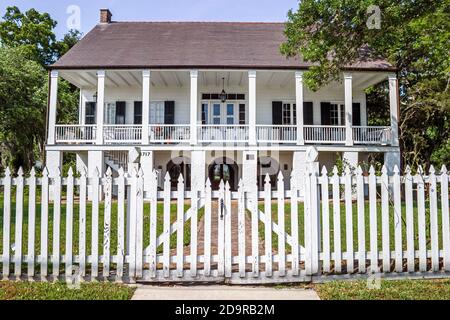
59,70,389,91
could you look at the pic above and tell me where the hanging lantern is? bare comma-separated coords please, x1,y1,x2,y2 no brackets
219,77,227,103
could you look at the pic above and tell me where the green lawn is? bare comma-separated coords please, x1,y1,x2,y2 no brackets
257,200,444,254
314,279,450,300
0,193,201,258
0,281,135,300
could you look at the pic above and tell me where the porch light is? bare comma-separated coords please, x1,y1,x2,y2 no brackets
220,77,227,103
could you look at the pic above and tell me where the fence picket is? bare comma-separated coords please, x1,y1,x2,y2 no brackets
320,167,330,273
356,166,366,273
135,168,144,278
238,181,246,278
79,168,87,277
277,172,286,276
14,168,24,277
404,166,415,272
103,168,112,278
116,168,126,280
2,168,12,279
264,175,273,277
176,174,185,278
225,181,232,278
441,165,450,271
251,181,259,278
91,167,100,278
291,173,299,276
204,179,212,277
310,165,320,275
332,167,341,273
392,165,403,273
27,168,36,278
40,168,49,278
65,168,74,280
344,166,354,273
190,176,199,278
148,170,158,279
428,166,439,271
381,166,390,272
218,180,225,277
162,173,171,278
417,167,427,272
369,166,378,273
52,167,61,278
128,169,138,279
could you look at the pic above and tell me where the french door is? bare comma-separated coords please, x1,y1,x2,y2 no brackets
202,101,238,125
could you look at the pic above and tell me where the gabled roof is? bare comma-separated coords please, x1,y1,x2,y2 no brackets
51,21,395,71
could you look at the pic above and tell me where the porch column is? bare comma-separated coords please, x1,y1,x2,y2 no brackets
46,150,62,201
389,74,400,147
190,70,198,145
142,70,151,145
191,151,206,192
96,70,106,145
88,150,104,201
248,70,257,146
295,71,305,145
47,70,59,145
344,73,353,146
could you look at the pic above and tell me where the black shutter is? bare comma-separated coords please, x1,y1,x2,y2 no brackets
352,103,361,126
321,102,331,125
134,101,142,125
239,104,246,125
164,101,175,124
115,101,126,124
303,102,314,125
272,101,282,125
85,102,96,124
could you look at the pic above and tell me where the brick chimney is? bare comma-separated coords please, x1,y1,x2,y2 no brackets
100,9,112,24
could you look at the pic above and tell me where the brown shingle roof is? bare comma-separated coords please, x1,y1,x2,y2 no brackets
51,22,395,71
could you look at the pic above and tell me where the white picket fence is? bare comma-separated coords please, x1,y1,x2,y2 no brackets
0,164,449,283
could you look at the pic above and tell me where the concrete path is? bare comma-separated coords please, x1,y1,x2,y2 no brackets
132,285,320,300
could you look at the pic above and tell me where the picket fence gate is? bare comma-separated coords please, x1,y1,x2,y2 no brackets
0,164,449,284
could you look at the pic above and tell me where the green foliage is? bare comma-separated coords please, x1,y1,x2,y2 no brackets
282,0,450,169
0,6,81,172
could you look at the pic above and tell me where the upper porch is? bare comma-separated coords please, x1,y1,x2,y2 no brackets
47,69,399,148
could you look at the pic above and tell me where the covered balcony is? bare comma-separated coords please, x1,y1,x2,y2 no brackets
48,70,399,148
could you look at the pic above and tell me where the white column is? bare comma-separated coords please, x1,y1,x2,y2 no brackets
191,151,206,192
140,148,154,193
190,70,198,145
76,152,88,174
88,150,104,200
46,150,62,201
142,70,151,145
385,150,401,174
344,73,353,146
96,70,106,145
295,71,305,145
47,70,59,145
248,70,257,146
389,74,400,147
343,151,359,170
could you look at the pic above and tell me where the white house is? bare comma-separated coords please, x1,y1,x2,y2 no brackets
46,9,400,194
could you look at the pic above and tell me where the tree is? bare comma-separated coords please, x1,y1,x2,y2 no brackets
0,6,81,171
282,0,449,169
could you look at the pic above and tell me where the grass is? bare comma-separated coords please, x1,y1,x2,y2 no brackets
314,279,450,300
257,200,444,254
0,281,135,300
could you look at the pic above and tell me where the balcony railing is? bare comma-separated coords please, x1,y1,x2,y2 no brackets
53,124,393,146
104,125,142,144
304,125,346,144
198,125,249,143
257,125,297,143
55,125,96,143
353,126,391,145
149,125,190,143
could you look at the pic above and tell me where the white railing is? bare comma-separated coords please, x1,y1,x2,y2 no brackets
149,125,190,143
103,125,142,144
1,165,449,283
199,125,249,142
256,125,297,143
304,125,346,144
353,126,391,145
55,125,97,143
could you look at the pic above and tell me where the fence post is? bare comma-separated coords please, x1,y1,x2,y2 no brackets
309,161,321,275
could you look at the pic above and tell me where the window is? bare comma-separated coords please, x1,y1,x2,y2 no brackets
202,93,245,100
213,103,221,125
85,102,96,124
115,101,126,124
201,103,208,125
150,102,165,124
282,103,296,125
330,103,345,125
239,104,246,124
226,103,235,125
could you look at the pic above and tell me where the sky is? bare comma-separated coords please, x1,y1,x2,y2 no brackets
1,0,299,39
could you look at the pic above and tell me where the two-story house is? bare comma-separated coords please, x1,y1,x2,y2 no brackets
46,9,400,195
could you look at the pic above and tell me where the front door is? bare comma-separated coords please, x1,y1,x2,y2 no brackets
203,102,238,125
209,161,237,190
